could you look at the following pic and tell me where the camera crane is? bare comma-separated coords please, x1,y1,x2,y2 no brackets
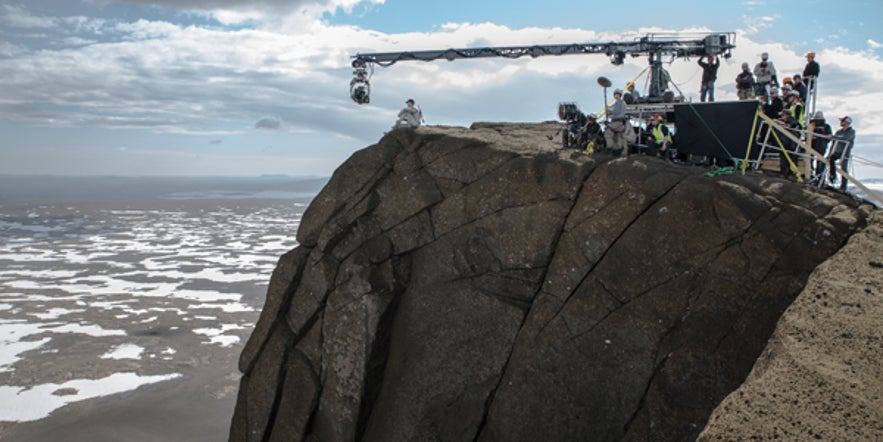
350,32,735,105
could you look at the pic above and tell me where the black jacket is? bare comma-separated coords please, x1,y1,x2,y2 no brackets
764,97,783,119
803,61,820,79
736,71,754,89
698,58,719,83
810,120,832,153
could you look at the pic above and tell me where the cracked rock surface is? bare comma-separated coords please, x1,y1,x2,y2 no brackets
229,123,874,441
699,211,883,441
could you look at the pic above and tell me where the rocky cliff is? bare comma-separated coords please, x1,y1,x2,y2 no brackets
229,123,876,441
699,210,883,440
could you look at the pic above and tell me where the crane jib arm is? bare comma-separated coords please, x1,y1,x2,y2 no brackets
352,33,734,67
348,32,735,104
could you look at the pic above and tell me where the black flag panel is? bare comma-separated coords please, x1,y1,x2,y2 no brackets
673,101,761,161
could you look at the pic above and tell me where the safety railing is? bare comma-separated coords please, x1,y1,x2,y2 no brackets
742,111,883,206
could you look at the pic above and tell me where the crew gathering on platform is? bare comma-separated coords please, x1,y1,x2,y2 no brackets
735,51,855,191
552,50,857,192
391,50,859,193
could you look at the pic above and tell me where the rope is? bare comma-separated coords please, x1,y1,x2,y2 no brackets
704,166,735,177
851,155,883,169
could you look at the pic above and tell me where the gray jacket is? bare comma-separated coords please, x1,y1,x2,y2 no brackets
396,106,422,128
753,61,777,84
609,99,627,121
831,126,855,156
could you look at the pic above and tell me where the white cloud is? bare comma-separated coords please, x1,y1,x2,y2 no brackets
114,19,179,39
869,39,882,49
740,14,778,35
0,4,57,29
1,4,882,178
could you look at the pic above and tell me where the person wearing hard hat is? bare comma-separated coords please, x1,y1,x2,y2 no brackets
808,110,833,181
623,81,640,104
755,86,783,147
645,114,673,160
803,52,820,81
763,87,783,119
803,52,821,106
735,62,755,100
784,91,805,128
753,52,778,100
604,89,630,156
828,116,856,191
780,91,804,179
580,113,604,154
792,74,808,102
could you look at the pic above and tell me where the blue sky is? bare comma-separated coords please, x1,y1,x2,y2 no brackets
1,0,882,178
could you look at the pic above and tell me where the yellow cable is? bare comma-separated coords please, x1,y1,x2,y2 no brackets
769,126,804,183
596,66,651,118
743,109,760,172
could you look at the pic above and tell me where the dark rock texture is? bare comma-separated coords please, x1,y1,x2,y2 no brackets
699,212,883,440
230,123,871,441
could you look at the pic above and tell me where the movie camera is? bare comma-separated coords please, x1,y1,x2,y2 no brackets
350,61,372,104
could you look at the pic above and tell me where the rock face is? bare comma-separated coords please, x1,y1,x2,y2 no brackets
699,211,883,440
230,123,872,441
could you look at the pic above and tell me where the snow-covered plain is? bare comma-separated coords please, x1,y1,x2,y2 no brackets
0,181,312,423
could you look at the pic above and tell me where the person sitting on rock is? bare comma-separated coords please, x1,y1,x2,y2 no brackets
564,112,588,149
580,113,604,154
394,99,423,129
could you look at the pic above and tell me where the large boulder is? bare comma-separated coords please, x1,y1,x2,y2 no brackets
230,123,873,441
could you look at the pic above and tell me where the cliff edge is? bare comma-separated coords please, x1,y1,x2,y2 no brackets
230,123,877,441
699,211,883,440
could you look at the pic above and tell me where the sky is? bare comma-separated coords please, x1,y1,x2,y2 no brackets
1,0,883,179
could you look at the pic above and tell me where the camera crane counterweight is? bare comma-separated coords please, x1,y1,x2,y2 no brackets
350,32,735,104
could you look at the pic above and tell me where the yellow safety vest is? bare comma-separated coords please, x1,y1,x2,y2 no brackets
789,103,805,127
652,124,672,144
